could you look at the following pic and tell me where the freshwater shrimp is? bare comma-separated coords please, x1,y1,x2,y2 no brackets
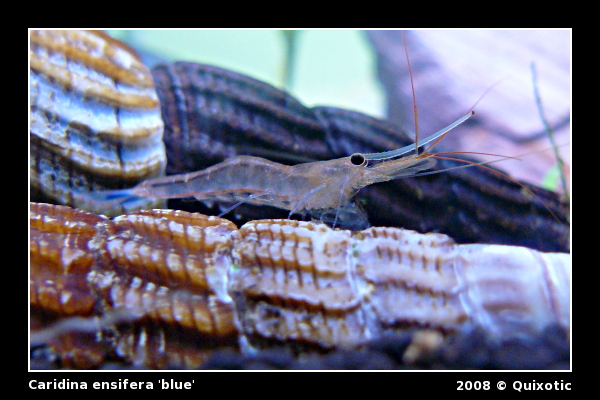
87,31,561,230
86,111,476,230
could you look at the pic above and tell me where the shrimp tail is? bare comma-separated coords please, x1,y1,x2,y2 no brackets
78,187,141,210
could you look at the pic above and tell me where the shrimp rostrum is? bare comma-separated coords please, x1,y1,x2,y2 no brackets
88,112,475,230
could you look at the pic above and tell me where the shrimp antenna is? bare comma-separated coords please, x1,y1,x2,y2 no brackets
363,31,474,162
402,31,420,155
362,111,475,161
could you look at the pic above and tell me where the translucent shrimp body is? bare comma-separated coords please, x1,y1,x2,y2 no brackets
89,112,475,228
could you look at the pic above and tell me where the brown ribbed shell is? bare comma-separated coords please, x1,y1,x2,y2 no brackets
30,202,570,369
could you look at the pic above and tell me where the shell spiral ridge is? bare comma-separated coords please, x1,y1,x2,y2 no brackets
30,203,570,368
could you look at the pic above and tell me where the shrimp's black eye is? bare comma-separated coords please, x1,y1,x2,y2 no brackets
350,153,367,166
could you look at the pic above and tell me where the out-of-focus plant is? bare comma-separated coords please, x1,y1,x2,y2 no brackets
531,62,570,204
279,30,302,90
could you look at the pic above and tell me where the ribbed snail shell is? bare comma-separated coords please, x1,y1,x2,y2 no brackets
30,202,570,369
30,30,166,216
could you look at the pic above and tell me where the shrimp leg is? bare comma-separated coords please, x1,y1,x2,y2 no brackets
288,183,327,218
217,192,273,217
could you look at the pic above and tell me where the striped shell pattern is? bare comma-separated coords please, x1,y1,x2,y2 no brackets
30,30,166,215
30,203,569,369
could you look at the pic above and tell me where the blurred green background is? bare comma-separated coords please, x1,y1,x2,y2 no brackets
108,30,384,118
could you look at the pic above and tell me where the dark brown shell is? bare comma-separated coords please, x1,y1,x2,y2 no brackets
151,62,569,252
29,30,569,251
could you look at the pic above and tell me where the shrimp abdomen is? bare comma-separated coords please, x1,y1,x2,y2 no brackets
134,156,313,211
